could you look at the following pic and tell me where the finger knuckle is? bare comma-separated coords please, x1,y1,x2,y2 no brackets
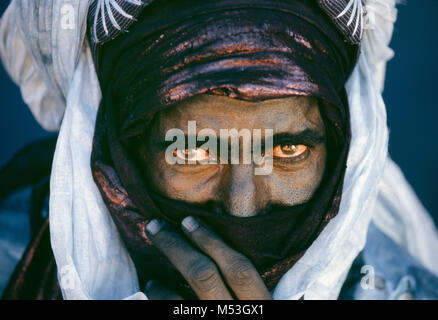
195,233,214,252
188,259,220,292
158,234,180,251
225,256,257,287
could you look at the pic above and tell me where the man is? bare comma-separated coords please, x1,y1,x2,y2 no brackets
0,0,437,300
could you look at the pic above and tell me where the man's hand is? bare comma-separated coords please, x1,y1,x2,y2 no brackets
144,216,272,300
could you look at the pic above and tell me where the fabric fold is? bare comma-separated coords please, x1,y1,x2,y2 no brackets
1,0,437,300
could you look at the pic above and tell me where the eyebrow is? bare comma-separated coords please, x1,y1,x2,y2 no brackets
273,129,325,147
160,128,325,150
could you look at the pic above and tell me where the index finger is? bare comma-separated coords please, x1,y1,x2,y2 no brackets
145,219,233,300
181,216,272,300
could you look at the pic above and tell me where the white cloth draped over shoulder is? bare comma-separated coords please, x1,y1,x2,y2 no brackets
0,0,437,300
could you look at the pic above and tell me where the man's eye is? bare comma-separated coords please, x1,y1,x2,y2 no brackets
173,148,213,162
273,144,309,159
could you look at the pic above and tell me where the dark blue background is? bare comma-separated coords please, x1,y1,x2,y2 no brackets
0,1,437,225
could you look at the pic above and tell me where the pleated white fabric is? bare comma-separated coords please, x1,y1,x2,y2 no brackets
0,0,436,300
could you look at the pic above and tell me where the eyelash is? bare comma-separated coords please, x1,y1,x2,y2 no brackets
170,151,311,166
168,139,319,165
272,145,311,164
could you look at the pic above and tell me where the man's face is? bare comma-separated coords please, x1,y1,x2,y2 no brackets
139,94,327,217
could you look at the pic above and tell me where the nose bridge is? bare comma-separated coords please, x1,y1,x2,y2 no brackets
223,164,264,217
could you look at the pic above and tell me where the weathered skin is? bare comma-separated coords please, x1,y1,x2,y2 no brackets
140,94,327,218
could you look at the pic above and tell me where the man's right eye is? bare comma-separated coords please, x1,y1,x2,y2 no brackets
173,148,214,162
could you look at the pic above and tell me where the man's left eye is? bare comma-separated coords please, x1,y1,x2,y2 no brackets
273,144,309,159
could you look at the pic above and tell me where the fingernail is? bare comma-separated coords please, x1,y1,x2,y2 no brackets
181,216,199,233
145,219,163,236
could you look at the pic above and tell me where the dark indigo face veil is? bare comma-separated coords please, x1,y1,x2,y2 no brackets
90,0,358,296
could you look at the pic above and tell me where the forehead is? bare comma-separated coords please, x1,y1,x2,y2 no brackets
154,94,323,133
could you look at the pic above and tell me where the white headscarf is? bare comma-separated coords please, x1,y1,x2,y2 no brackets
1,0,437,300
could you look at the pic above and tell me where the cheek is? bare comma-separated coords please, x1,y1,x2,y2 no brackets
266,146,327,206
144,153,223,203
